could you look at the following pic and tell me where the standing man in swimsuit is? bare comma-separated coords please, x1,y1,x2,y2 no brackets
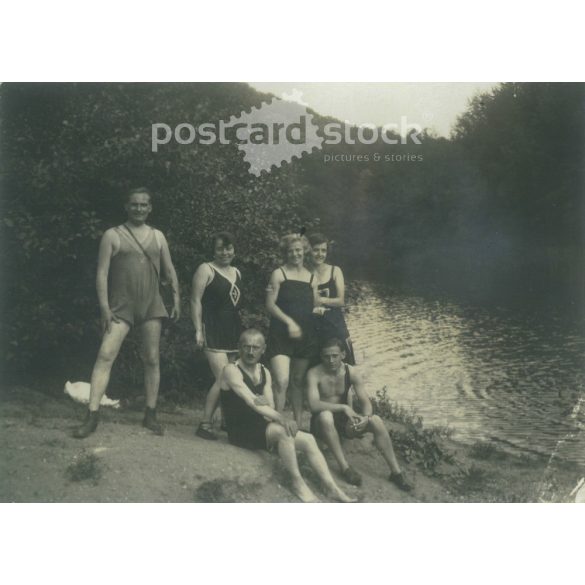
73,187,180,438
191,232,242,440
220,328,356,503
307,338,413,492
266,234,321,427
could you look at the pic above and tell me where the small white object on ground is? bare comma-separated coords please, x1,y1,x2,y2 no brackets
64,381,120,409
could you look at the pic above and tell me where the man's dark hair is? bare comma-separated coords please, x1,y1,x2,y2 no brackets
321,338,345,352
210,231,236,256
125,187,153,203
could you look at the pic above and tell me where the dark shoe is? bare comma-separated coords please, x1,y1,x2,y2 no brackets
342,466,363,486
196,422,217,440
72,410,99,439
143,407,165,436
389,472,413,492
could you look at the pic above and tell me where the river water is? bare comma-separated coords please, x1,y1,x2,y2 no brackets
345,282,585,465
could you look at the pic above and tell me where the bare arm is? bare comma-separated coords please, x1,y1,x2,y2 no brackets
350,367,373,416
311,273,323,308
265,269,292,325
223,365,283,423
306,367,356,417
190,263,212,348
265,269,303,339
158,231,181,321
263,369,276,409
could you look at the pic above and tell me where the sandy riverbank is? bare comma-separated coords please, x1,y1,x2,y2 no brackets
0,386,580,503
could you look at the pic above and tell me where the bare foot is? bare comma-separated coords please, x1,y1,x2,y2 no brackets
327,484,358,503
291,478,320,503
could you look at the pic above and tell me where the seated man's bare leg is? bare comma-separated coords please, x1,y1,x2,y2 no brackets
266,423,319,502
269,355,291,413
315,411,350,471
89,319,131,410
367,415,401,474
294,431,357,503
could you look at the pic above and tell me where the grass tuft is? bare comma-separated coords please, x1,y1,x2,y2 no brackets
66,453,102,484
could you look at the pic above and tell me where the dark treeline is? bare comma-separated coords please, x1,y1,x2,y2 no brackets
0,83,313,391
300,83,585,309
1,82,583,394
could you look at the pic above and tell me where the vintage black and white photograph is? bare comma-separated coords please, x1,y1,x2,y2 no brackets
1,81,584,504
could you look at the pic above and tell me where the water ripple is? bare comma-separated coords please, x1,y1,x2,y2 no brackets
345,282,585,465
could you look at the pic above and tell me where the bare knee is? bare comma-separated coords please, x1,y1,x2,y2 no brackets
142,351,160,368
295,431,318,451
370,415,387,433
96,347,117,367
318,410,335,428
291,371,305,389
274,376,290,394
279,434,295,447
267,423,288,444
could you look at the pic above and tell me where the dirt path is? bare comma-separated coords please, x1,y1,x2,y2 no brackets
0,387,580,503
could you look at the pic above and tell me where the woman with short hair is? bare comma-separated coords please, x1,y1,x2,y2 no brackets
265,233,321,426
307,233,355,365
191,231,242,440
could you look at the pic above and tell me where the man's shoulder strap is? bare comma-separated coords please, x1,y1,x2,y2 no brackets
121,224,160,280
344,364,351,389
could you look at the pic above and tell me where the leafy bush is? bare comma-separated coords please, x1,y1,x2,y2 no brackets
372,387,454,473
0,83,316,393
469,440,508,461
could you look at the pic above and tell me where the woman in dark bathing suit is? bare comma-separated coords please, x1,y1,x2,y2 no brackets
308,233,356,365
265,233,321,426
191,232,242,440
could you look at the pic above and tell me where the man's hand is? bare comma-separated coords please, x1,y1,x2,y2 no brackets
170,303,181,323
343,405,359,421
353,415,370,434
100,308,120,335
287,320,302,339
195,330,205,349
279,416,298,437
312,306,329,316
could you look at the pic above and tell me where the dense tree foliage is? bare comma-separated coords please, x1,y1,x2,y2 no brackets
300,83,584,304
0,83,313,390
1,82,583,393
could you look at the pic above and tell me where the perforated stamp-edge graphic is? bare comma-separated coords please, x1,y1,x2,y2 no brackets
225,93,323,176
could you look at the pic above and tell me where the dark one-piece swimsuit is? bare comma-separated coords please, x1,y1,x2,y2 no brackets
201,263,242,352
267,268,318,360
314,266,355,365
221,363,270,450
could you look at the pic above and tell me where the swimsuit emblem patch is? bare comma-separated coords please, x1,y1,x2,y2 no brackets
230,284,241,307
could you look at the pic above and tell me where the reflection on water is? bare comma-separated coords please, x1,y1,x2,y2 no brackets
345,282,585,465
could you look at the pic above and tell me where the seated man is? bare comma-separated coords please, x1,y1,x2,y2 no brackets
219,328,356,503
307,338,413,492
